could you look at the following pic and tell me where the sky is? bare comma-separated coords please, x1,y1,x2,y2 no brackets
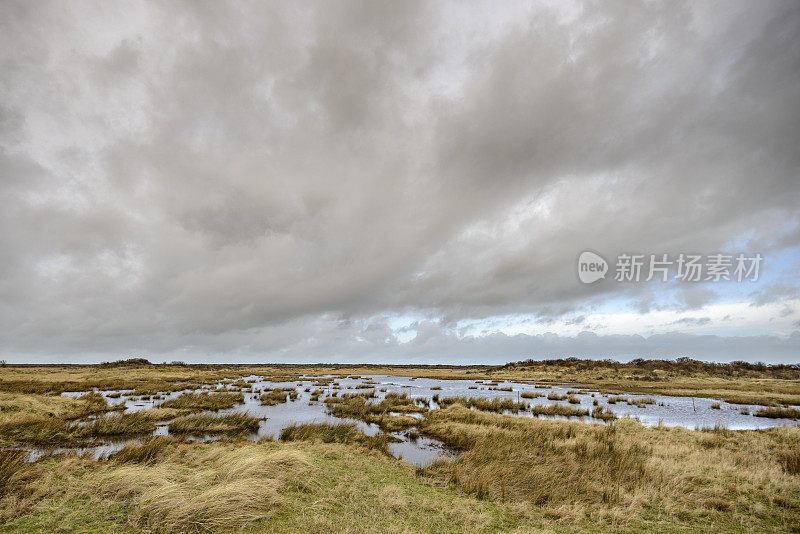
1,1,799,364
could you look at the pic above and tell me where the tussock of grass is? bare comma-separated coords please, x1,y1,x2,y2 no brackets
78,412,159,438
528,404,589,418
260,388,298,406
280,422,392,454
111,436,171,464
280,422,359,443
547,392,567,401
99,444,311,532
0,415,81,446
379,392,426,413
591,405,617,421
66,392,122,419
778,448,800,475
520,391,541,399
437,396,525,413
338,390,376,399
0,450,26,496
626,396,656,407
160,392,244,411
325,394,423,431
755,407,800,420
168,413,260,435
0,408,170,446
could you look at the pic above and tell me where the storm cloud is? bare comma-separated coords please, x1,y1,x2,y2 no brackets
1,1,798,363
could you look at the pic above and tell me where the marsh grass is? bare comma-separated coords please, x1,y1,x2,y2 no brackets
110,436,171,464
591,405,617,421
420,406,649,506
20,443,314,532
0,408,170,447
160,391,244,411
280,421,358,443
77,412,159,438
0,449,26,496
168,413,261,435
755,407,800,420
778,448,800,475
280,422,393,454
626,397,656,407
436,396,525,413
325,393,424,431
260,388,298,406
528,404,589,418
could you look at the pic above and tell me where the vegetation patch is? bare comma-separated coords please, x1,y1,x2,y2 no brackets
260,388,298,406
755,407,800,420
168,413,261,435
437,396,525,413
160,391,244,411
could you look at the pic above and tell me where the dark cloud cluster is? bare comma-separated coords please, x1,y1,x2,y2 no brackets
1,1,798,362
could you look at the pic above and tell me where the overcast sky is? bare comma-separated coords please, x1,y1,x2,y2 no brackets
1,1,799,364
